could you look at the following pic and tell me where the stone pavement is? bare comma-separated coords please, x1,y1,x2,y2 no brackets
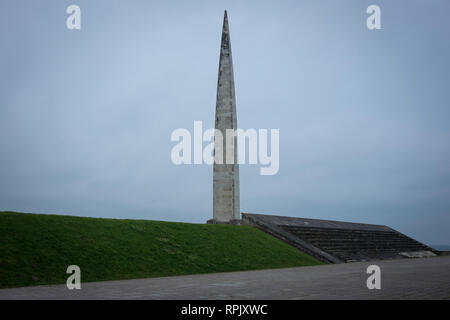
1,256,449,300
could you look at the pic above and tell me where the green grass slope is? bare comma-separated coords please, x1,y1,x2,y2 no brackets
0,211,322,288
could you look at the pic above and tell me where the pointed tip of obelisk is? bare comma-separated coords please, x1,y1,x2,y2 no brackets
223,10,228,27
220,10,231,50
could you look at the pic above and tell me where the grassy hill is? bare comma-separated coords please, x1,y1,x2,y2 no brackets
0,211,322,288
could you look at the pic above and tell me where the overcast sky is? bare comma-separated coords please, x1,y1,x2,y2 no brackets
1,0,449,246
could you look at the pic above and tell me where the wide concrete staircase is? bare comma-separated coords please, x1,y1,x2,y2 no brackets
242,213,439,263
280,226,433,262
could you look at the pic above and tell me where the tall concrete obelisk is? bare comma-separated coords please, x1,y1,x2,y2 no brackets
209,11,240,224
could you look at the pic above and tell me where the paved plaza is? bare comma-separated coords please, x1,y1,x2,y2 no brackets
1,256,449,300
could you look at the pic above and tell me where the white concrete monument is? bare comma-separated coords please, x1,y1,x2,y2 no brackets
208,11,241,224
